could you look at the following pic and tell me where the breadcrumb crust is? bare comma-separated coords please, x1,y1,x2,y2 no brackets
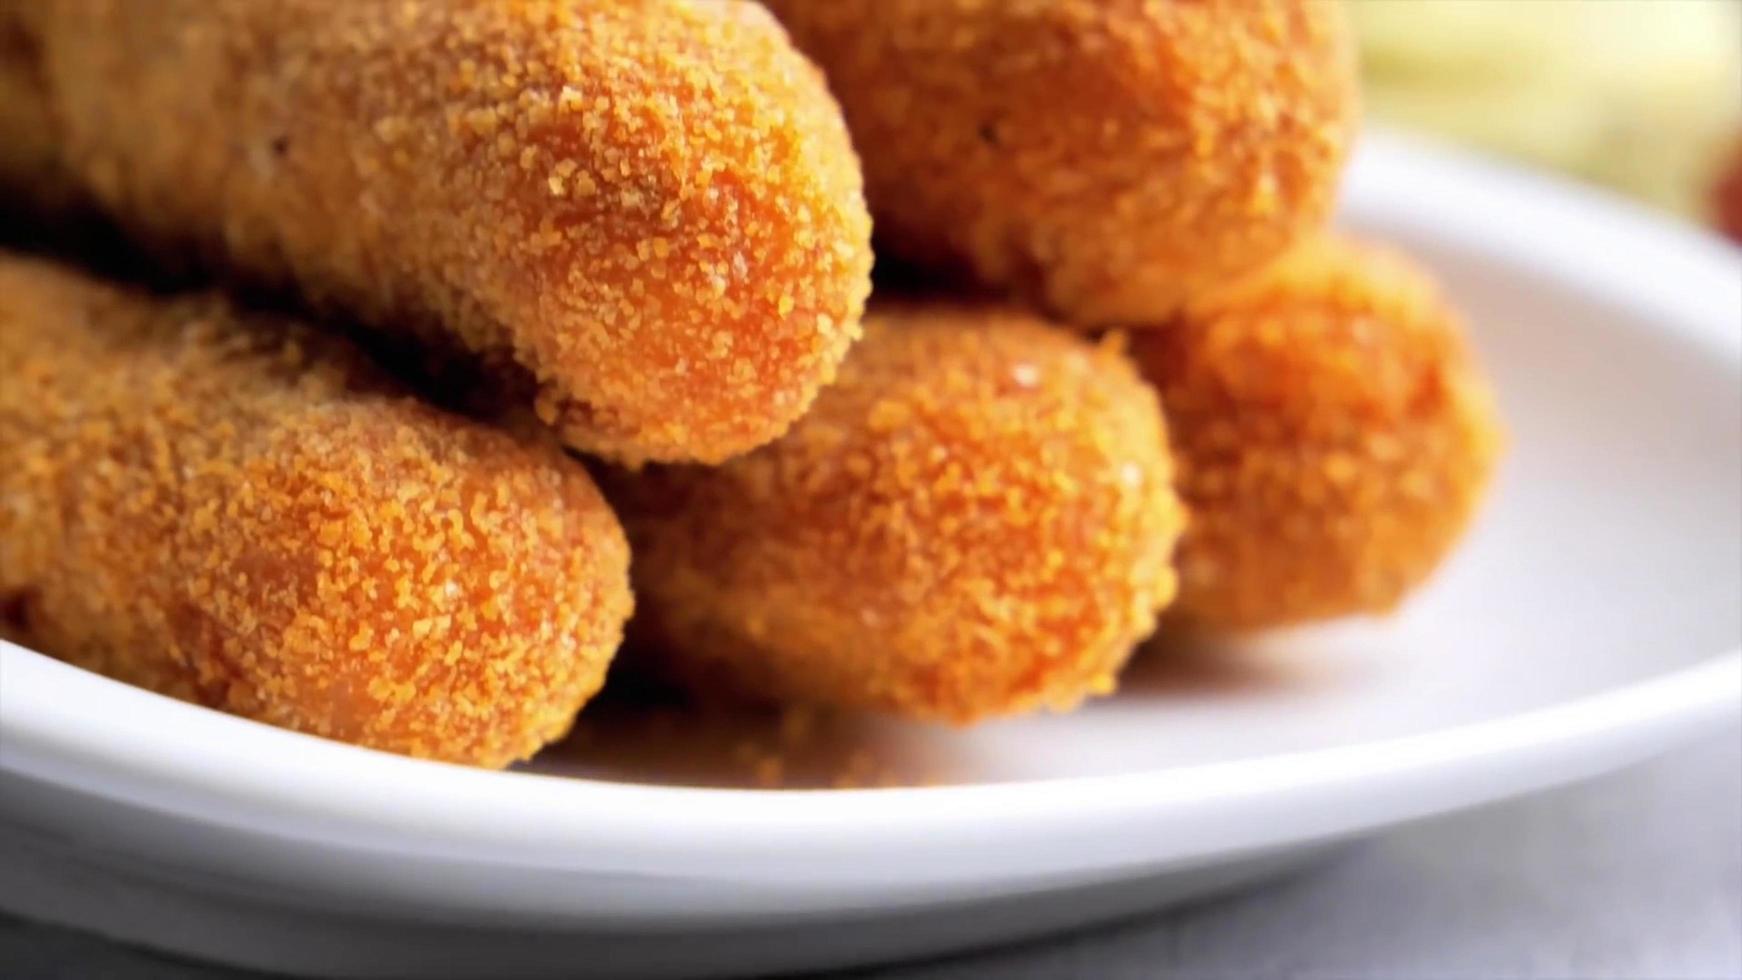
0,255,633,767
1133,235,1504,629
764,0,1355,324
2,0,872,464
609,302,1186,722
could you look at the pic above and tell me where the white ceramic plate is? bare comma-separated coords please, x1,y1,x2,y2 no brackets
2,132,1739,979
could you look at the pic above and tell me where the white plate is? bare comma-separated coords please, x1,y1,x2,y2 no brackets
2,132,1739,979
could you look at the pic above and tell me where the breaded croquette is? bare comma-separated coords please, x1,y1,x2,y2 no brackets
0,255,633,767
608,303,1186,722
763,0,1357,325
0,0,871,465
1130,235,1503,630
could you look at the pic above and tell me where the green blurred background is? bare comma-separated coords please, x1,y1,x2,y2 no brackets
1354,0,1741,228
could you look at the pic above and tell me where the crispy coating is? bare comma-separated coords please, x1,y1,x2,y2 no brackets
0,255,633,767
763,0,1356,325
607,303,1186,722
1130,235,1503,630
1,0,871,464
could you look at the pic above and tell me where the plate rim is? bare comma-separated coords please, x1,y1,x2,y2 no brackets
4,642,1738,883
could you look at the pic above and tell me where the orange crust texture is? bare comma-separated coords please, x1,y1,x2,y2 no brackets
1132,234,1504,630
764,0,1356,325
3,0,872,464
0,255,633,767
608,302,1186,722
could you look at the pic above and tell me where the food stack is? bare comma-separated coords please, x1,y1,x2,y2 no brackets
0,1,1501,768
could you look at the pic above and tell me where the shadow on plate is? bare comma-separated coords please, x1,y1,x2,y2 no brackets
525,670,962,789
1119,628,1358,699
527,627,1360,789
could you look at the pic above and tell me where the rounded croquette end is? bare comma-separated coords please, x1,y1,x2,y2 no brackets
11,0,871,465
766,0,1356,325
0,256,633,768
613,303,1187,722
1134,235,1504,630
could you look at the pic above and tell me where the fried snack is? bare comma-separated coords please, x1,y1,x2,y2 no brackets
1130,235,1503,630
762,0,1356,325
608,303,1186,722
0,0,871,465
0,255,633,767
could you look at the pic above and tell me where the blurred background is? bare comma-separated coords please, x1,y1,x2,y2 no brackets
1352,0,1742,241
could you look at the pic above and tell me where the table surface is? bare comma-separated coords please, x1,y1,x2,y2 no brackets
4,728,1738,980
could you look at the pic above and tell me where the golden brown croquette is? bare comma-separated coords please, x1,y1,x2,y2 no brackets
762,0,1356,325
1131,235,1503,630
0,254,633,767
607,302,1186,722
0,0,872,465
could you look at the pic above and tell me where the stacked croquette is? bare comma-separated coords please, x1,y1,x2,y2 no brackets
2,0,872,465
613,0,1499,716
0,0,873,761
0,256,633,767
1133,236,1502,629
610,304,1185,722
764,0,1359,324
0,0,1501,757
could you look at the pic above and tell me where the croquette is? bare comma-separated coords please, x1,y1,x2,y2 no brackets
1130,234,1503,630
607,302,1186,722
0,0,872,465
0,254,633,767
762,0,1357,325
